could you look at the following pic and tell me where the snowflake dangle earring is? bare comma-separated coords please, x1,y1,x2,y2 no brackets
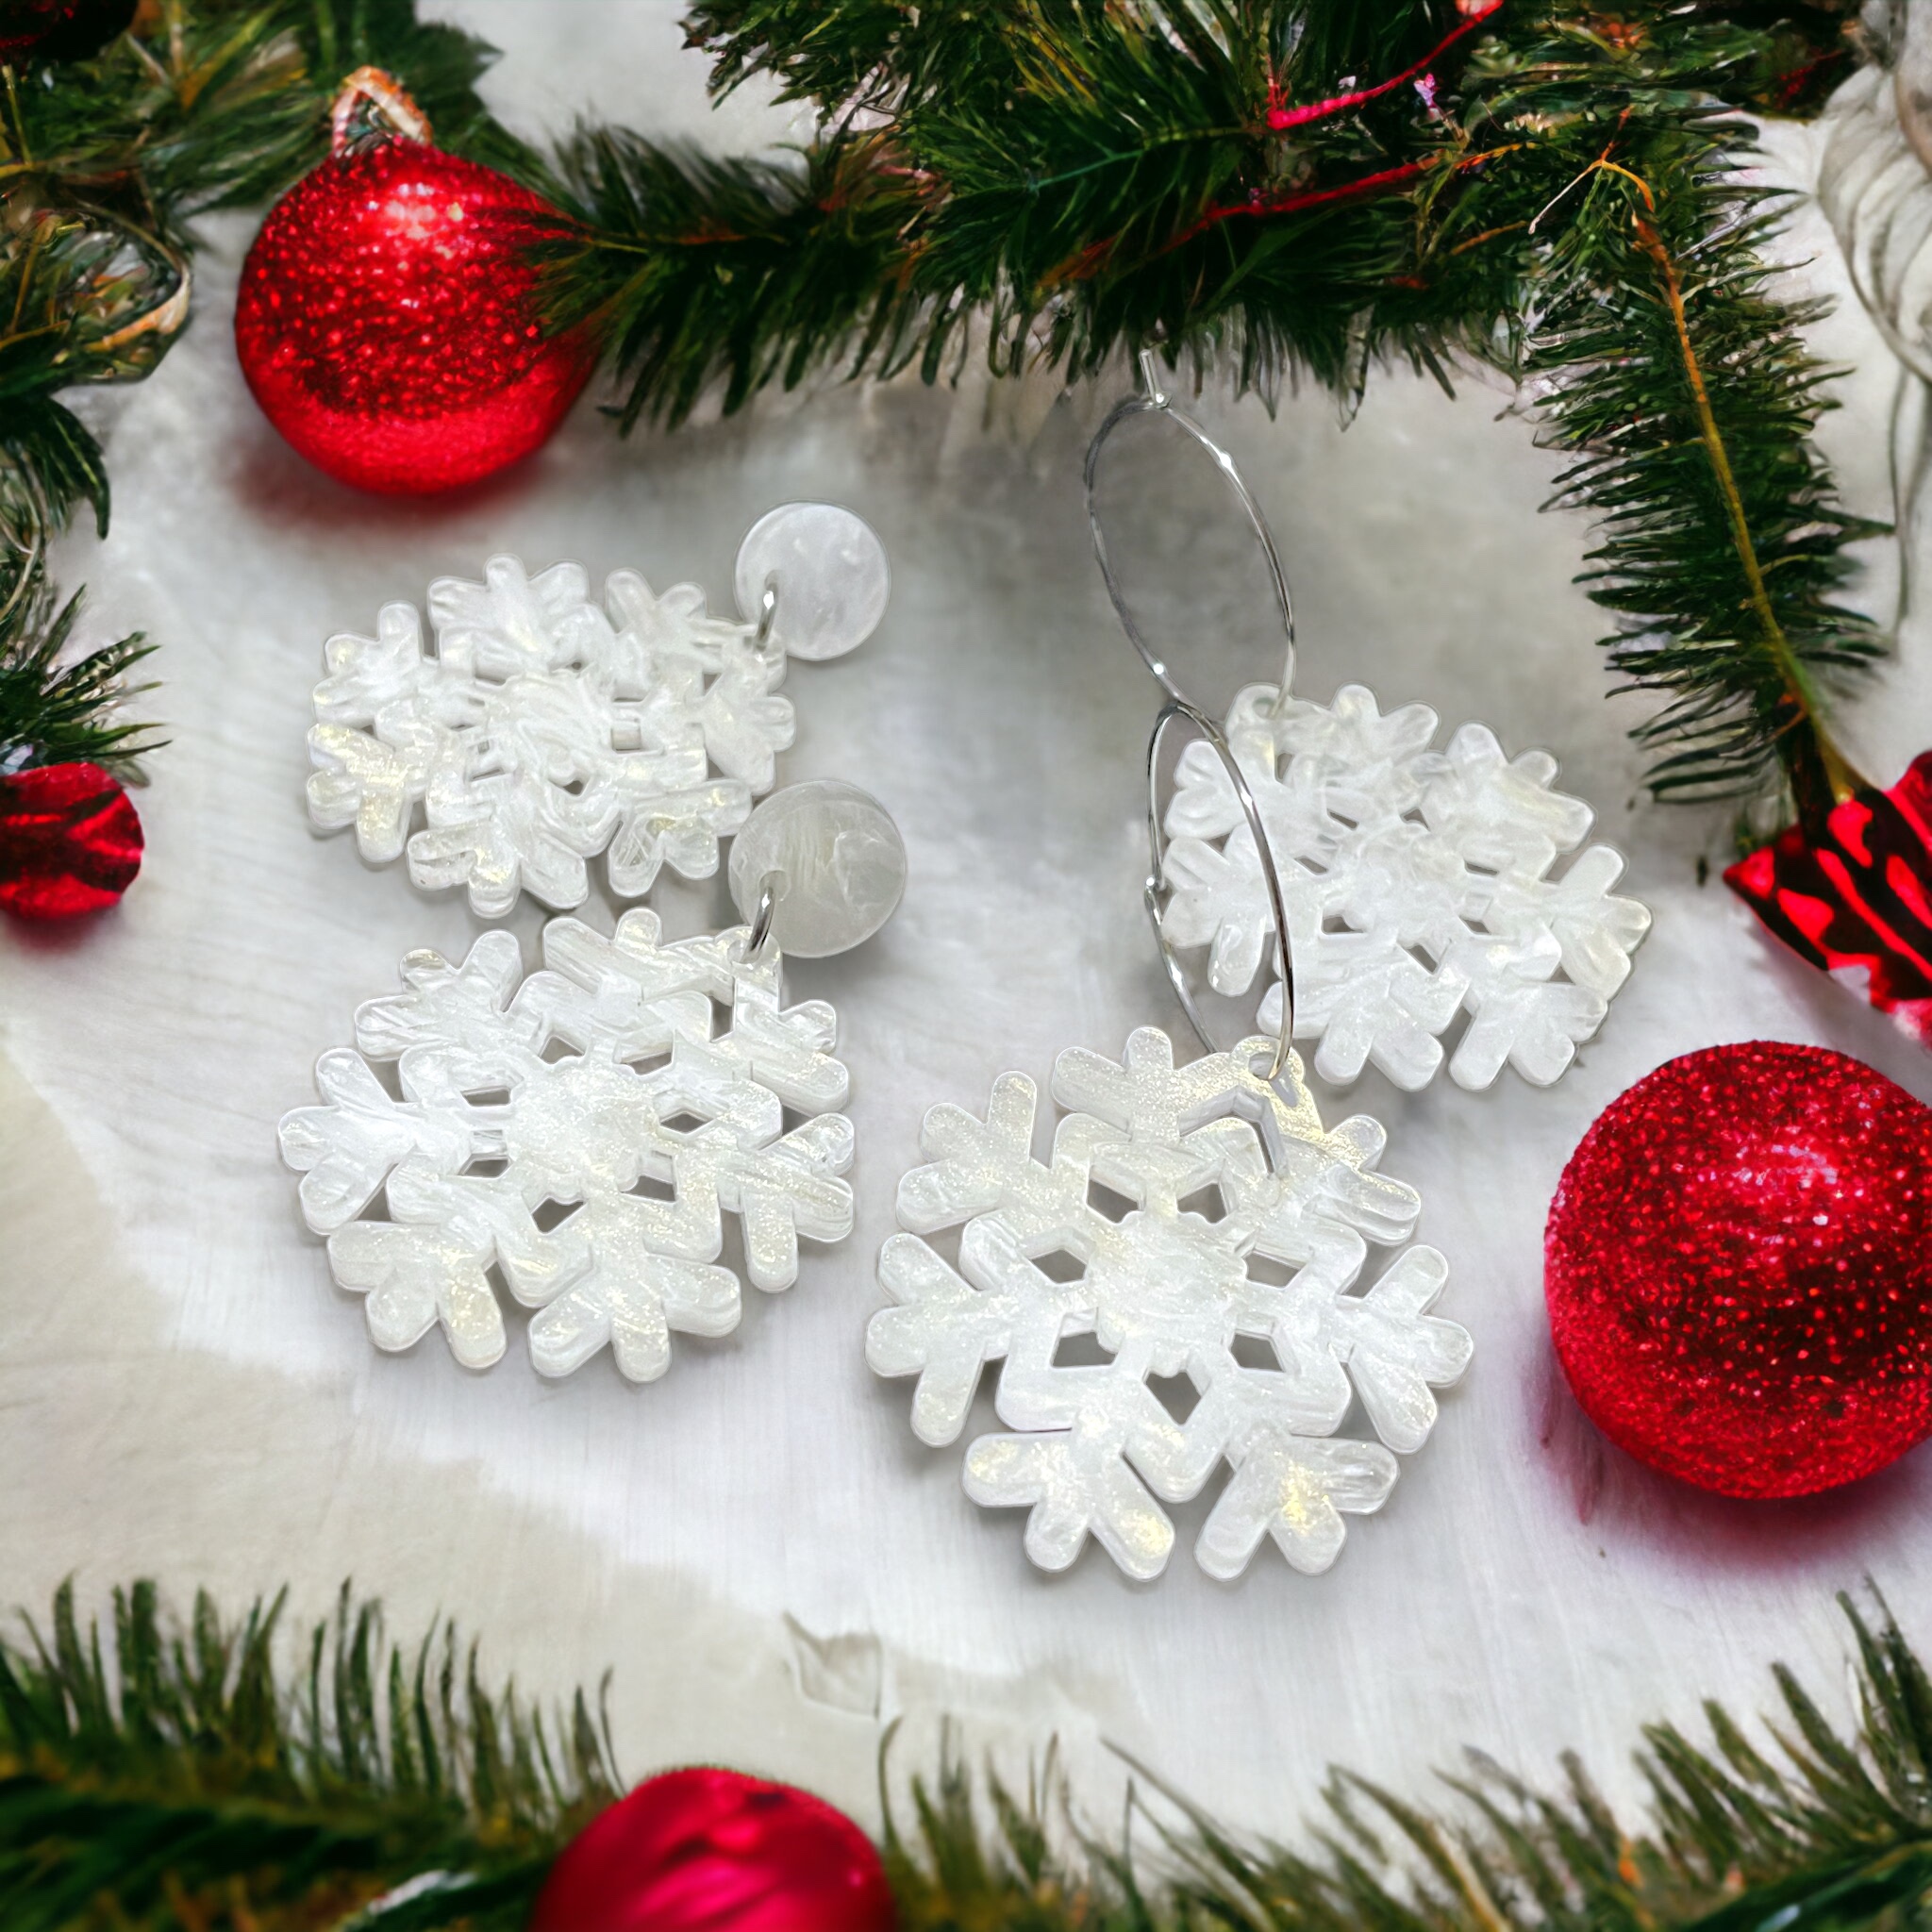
1089,361,1650,1092
305,500,891,917
865,368,1473,1581
281,505,908,1381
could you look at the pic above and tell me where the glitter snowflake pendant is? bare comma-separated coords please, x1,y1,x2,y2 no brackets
1158,683,1651,1091
866,1027,1470,1580
279,911,854,1379
306,505,889,919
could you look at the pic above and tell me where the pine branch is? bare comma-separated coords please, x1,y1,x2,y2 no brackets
0,1579,616,1932
556,0,1877,829
0,556,158,773
10,1579,1932,1930
541,129,928,430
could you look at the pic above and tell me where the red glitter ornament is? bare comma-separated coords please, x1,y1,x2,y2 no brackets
0,760,143,918
529,1767,896,1932
233,71,592,496
1725,752,1932,1049
1545,1041,1932,1498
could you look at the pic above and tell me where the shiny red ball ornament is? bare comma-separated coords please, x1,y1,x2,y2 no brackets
0,760,143,918
529,1767,896,1932
0,0,136,64
233,75,591,495
1545,1041,1932,1498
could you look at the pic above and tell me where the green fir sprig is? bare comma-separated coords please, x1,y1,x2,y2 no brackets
0,556,158,772
0,0,1891,825
0,1579,615,1932
11,1579,1932,1929
552,0,1878,837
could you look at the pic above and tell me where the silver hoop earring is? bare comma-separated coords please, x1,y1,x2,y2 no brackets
1091,355,1649,1093
864,374,1471,1583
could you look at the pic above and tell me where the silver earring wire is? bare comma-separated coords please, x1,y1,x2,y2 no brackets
735,869,783,962
1089,350,1300,1079
1084,348,1297,712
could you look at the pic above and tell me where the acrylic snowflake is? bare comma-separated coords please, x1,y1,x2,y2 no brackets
866,1026,1471,1580
1159,683,1651,1090
307,556,793,918
278,911,854,1380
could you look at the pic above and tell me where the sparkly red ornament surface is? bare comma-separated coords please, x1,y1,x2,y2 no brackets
1545,1041,1932,1498
1725,752,1932,1048
0,761,142,918
528,1767,896,1932
234,136,591,495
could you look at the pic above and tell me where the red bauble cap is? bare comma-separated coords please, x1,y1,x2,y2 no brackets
233,76,592,495
529,1767,896,1932
1545,1041,1932,1498
0,760,143,918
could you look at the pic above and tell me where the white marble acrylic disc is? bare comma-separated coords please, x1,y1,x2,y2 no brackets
735,503,891,661
729,779,908,958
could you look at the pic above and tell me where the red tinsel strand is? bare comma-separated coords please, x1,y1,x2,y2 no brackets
1163,145,1510,258
1263,0,1505,130
1725,752,1932,1045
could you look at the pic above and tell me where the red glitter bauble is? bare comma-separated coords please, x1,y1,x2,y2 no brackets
1545,1041,1932,1498
0,761,143,918
233,131,591,495
0,0,136,64
528,1767,896,1932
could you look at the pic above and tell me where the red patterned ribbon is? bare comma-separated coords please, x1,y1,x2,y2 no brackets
1725,753,1932,1045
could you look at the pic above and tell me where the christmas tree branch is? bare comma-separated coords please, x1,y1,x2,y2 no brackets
553,0,1875,833
0,552,159,774
0,1578,615,1931
0,0,1885,829
12,1576,1932,1930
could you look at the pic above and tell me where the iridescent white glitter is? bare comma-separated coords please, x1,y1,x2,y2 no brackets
1159,683,1650,1090
280,912,853,1380
867,1027,1470,1580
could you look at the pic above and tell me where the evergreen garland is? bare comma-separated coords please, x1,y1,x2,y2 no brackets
11,1577,1932,1929
0,1,1897,837
547,0,1882,839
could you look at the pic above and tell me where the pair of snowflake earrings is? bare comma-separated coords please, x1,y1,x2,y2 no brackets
866,359,1649,1581
280,503,907,1380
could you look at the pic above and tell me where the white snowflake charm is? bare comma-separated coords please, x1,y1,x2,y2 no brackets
1158,684,1650,1091
866,1028,1471,1580
1085,373,1649,1093
279,911,856,1380
306,504,889,918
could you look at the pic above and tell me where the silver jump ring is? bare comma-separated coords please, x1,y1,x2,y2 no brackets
1147,698,1296,1083
755,573,780,653
1085,350,1297,715
739,870,783,960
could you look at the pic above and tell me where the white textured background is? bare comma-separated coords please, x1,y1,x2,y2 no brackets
6,1,1932,1844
